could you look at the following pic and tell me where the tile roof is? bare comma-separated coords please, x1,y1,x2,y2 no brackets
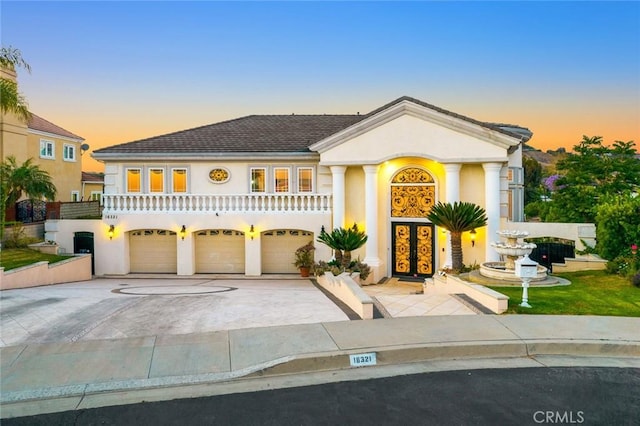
82,172,104,182
93,96,529,156
94,114,367,155
28,113,84,140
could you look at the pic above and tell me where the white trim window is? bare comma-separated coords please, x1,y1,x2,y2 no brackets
63,144,76,161
273,167,290,193
250,167,266,193
40,139,55,159
297,167,314,193
149,168,165,193
171,168,188,193
90,191,103,205
126,168,142,193
71,190,80,202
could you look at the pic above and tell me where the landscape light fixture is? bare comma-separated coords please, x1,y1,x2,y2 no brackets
470,229,477,247
180,225,186,240
108,225,115,240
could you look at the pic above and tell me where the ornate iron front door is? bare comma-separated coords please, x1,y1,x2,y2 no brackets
392,222,434,278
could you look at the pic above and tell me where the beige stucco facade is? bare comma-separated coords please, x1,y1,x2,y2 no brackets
1,67,84,203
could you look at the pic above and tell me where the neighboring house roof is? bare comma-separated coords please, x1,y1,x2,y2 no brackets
92,96,530,158
28,113,84,141
82,172,104,183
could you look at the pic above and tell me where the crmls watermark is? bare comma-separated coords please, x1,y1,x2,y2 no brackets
533,411,585,424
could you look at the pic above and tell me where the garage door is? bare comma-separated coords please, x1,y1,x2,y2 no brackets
261,230,314,274
129,229,177,273
195,229,245,273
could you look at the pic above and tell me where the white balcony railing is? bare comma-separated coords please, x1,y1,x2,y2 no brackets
102,193,332,214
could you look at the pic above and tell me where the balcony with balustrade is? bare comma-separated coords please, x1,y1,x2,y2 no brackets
102,193,333,215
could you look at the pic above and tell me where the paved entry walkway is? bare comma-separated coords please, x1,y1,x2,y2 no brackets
363,279,477,317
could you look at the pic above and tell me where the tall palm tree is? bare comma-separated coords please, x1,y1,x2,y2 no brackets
0,46,31,122
0,156,57,239
427,201,487,272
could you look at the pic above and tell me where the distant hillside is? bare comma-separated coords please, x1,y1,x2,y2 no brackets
522,144,566,168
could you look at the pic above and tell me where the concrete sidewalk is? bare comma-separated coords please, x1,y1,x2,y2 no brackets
2,315,639,418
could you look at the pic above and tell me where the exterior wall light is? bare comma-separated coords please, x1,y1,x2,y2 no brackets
108,225,115,240
470,229,477,247
249,224,255,240
180,225,186,240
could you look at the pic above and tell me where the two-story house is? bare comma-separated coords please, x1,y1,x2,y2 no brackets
1,68,85,204
87,96,529,282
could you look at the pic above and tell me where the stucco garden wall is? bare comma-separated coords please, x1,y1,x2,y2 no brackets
502,221,596,252
1,254,91,290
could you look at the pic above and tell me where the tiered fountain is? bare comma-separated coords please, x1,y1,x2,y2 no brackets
479,230,548,282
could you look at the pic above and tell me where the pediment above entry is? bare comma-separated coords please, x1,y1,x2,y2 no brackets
310,99,521,165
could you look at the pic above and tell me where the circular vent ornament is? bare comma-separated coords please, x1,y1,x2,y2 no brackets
209,168,230,183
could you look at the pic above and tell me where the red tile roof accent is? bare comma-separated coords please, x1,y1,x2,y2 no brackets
81,172,104,182
28,113,83,140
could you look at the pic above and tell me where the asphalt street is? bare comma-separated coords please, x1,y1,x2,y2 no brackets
5,367,639,426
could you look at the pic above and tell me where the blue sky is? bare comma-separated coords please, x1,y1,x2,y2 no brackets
3,1,639,171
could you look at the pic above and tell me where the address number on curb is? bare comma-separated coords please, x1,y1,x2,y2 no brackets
349,352,377,367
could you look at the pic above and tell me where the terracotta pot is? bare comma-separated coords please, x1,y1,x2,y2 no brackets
299,267,310,277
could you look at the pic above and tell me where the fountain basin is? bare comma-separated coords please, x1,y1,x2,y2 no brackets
480,261,548,282
491,246,536,257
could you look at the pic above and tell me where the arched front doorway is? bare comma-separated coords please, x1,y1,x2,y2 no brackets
389,167,436,278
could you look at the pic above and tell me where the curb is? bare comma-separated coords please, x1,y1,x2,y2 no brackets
2,339,639,414
248,339,640,377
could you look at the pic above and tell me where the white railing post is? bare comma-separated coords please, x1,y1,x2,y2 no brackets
103,193,334,215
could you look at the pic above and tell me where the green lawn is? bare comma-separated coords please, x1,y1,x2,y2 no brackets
488,270,640,317
0,248,71,271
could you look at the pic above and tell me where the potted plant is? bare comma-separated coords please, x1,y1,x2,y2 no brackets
293,241,315,277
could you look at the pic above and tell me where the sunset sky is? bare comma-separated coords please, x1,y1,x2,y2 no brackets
3,1,639,172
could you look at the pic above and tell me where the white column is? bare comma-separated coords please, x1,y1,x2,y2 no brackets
444,163,461,203
176,229,195,276
483,162,503,262
330,166,347,230
362,165,381,273
245,232,262,276
443,163,462,268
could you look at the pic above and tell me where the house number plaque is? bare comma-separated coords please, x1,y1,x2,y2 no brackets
349,352,377,367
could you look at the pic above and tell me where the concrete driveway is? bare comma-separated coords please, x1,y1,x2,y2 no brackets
0,277,349,347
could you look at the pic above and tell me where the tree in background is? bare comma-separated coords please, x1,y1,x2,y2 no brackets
595,194,640,279
0,156,57,240
523,155,543,205
427,201,487,272
544,136,640,223
0,46,31,122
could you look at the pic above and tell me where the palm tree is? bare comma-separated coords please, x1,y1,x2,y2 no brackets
0,156,57,239
317,227,344,267
340,224,368,268
317,224,368,269
427,201,487,272
0,46,31,122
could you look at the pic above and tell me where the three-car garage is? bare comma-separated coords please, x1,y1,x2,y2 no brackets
128,228,313,275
